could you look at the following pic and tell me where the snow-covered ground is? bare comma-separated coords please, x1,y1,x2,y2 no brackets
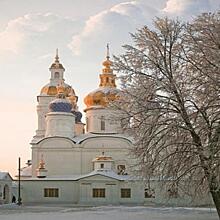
0,204,218,220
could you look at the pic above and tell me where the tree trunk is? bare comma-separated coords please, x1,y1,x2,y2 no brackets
210,189,220,219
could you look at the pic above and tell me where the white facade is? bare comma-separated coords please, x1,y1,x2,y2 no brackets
85,108,121,134
0,172,13,204
45,112,75,138
18,51,213,206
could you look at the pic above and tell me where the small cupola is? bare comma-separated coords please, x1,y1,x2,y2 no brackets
49,48,65,71
84,44,120,110
36,155,47,178
92,152,114,171
40,49,74,96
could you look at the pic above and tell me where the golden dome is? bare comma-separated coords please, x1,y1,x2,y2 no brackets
84,45,120,108
84,44,120,110
84,87,120,109
57,83,65,95
50,62,65,70
40,83,76,97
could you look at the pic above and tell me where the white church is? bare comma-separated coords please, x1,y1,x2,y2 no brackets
15,49,213,206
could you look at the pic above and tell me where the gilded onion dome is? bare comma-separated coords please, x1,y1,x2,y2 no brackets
84,45,120,110
40,83,75,96
40,49,78,102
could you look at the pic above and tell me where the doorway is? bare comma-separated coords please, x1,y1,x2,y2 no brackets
3,185,10,203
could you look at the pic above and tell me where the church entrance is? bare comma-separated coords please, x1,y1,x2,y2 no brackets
3,185,10,203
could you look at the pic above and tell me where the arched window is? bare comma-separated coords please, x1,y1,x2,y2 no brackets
101,116,105,131
54,72,60,79
86,117,89,132
3,185,9,203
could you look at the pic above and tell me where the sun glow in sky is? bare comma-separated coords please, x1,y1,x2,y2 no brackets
0,0,219,177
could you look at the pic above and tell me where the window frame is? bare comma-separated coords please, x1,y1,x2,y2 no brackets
44,188,59,198
100,116,105,131
93,188,105,198
121,188,131,198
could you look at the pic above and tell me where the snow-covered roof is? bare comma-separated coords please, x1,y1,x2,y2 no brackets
31,136,76,145
0,172,13,180
31,132,133,145
79,170,133,181
73,132,133,144
21,170,135,181
20,165,32,177
88,87,120,96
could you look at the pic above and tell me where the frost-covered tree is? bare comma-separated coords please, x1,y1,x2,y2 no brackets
113,12,220,217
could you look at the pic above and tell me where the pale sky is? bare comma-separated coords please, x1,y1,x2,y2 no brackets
0,0,219,177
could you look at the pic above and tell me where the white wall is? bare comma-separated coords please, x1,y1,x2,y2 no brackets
21,180,78,204
34,96,54,141
31,135,133,177
45,112,75,138
81,137,133,174
19,177,214,206
31,138,81,177
0,177,12,204
85,108,121,134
